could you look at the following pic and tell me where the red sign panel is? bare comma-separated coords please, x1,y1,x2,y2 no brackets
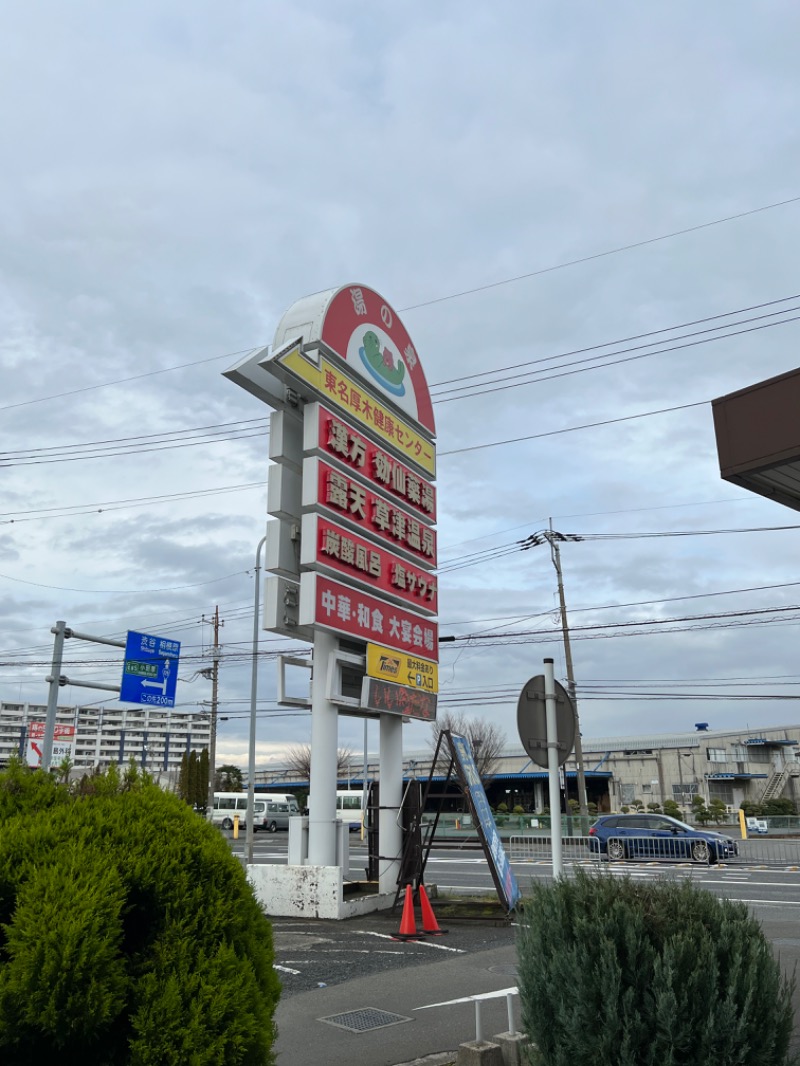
300,573,438,659
361,677,438,722
319,285,436,435
310,457,437,568
305,403,436,523
28,722,75,739
302,514,437,615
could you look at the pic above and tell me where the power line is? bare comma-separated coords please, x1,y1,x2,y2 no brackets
399,194,800,311
434,307,800,406
0,482,265,525
5,193,799,417
431,296,800,397
0,345,263,414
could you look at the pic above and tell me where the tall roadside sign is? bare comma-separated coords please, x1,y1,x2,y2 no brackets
224,284,439,712
225,283,438,887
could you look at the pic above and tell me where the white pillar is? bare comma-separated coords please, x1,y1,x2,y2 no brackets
544,658,563,878
378,712,403,893
307,628,340,866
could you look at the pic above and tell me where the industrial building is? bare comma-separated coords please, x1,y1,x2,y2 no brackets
254,722,800,815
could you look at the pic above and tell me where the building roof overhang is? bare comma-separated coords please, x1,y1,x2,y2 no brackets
713,366,800,511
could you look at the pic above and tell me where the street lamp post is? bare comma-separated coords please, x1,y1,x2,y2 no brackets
246,536,267,867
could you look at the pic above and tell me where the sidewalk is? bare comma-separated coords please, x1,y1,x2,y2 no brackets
273,938,520,1066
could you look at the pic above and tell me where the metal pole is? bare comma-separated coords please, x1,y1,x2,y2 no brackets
506,992,516,1036
205,606,221,819
474,999,483,1043
43,621,67,771
548,526,588,818
246,537,266,867
544,657,563,879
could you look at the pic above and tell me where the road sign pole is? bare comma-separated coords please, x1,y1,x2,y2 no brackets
42,620,67,772
544,658,563,879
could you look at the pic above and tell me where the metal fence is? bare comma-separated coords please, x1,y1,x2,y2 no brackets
508,834,800,867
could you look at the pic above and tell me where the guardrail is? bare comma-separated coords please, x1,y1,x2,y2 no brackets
508,834,800,867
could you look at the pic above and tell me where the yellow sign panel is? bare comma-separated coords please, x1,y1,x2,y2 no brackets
277,345,436,477
366,642,438,693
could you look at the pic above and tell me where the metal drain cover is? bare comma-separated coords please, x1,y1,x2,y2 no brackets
320,1007,412,1033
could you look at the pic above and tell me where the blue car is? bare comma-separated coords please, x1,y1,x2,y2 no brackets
588,813,739,864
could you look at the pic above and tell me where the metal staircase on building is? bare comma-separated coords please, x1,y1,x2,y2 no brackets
760,765,800,803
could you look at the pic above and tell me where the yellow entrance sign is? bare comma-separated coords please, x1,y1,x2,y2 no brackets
277,345,436,477
366,642,438,693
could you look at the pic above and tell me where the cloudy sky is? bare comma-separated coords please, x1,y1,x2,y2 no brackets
3,2,800,772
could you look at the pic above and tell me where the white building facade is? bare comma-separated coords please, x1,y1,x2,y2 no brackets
0,700,211,781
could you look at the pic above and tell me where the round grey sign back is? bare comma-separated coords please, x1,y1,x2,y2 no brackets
516,674,576,768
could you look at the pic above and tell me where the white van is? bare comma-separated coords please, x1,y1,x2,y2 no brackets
336,789,366,831
261,799,298,832
211,792,270,831
258,792,300,807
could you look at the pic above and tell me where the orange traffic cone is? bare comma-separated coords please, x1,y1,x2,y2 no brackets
418,884,446,936
392,885,423,941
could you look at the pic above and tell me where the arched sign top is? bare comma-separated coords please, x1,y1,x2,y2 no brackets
272,284,435,436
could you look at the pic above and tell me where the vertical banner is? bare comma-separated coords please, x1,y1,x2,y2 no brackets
446,731,521,911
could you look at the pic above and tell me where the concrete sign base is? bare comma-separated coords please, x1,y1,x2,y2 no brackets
248,864,394,920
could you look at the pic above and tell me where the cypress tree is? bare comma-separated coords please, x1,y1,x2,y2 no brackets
0,766,280,1064
517,870,797,1066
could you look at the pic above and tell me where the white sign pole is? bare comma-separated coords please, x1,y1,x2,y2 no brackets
544,657,563,878
378,712,403,893
307,627,340,867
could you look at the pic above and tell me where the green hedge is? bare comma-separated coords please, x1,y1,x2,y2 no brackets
517,870,797,1065
0,764,280,1065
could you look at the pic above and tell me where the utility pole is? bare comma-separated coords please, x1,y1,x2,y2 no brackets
203,606,223,817
521,525,589,818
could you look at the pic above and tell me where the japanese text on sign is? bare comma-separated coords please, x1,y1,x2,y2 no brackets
317,459,436,566
302,573,438,658
366,642,439,693
310,406,436,521
278,346,436,476
361,676,438,722
307,514,437,614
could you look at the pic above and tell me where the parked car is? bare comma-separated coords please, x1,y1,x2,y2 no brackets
746,817,768,835
588,813,739,863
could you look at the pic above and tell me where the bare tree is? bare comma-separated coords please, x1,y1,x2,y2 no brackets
284,743,354,782
430,712,505,784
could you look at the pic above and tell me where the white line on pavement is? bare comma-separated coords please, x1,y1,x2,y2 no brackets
357,930,465,953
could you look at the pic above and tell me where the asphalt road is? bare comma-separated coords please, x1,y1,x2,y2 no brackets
229,834,800,993
228,835,800,1063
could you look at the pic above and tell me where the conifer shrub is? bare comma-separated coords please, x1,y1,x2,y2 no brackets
516,870,797,1066
0,766,280,1065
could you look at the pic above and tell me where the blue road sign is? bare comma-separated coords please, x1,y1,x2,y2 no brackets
120,630,181,707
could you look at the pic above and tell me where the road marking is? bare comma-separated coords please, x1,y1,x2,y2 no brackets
358,930,465,953
724,898,800,906
274,964,301,974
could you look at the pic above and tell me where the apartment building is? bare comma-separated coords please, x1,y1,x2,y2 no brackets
0,700,211,780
